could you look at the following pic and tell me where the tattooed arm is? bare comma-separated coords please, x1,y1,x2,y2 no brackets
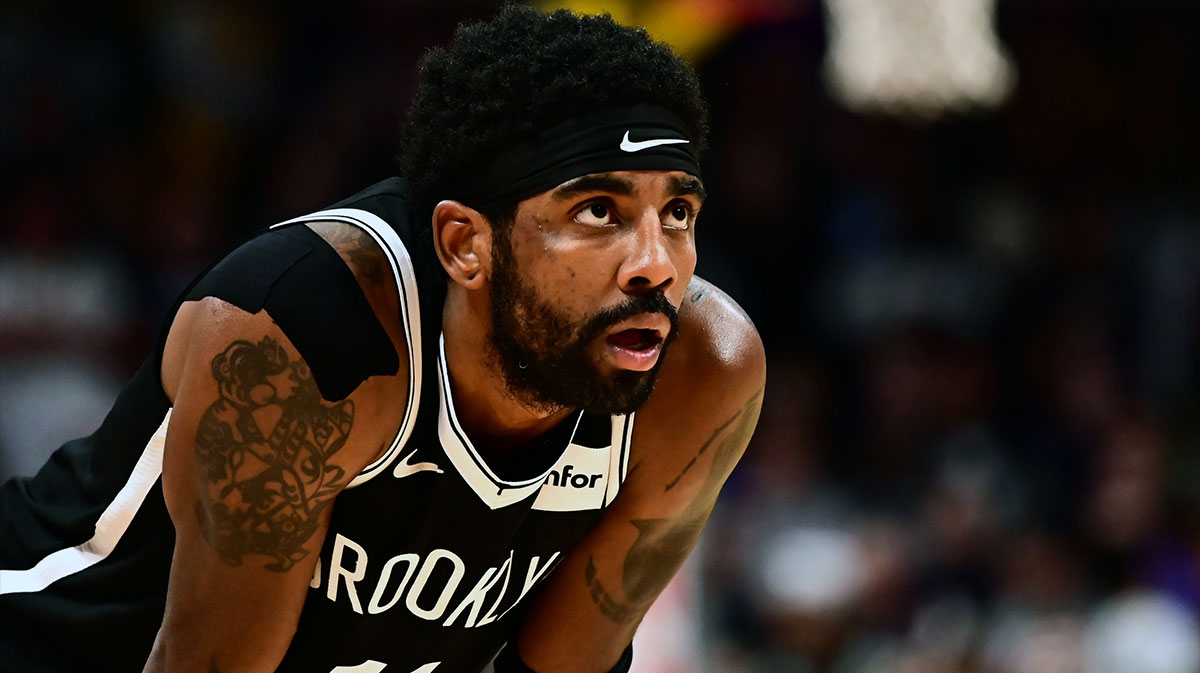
146,225,408,673
515,277,766,672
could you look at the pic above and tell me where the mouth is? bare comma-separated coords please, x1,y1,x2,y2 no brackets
603,317,669,371
606,328,663,351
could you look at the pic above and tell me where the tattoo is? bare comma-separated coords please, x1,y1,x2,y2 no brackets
194,336,354,571
690,287,708,304
625,518,703,600
585,383,764,625
585,517,705,625
586,556,636,624
346,243,387,286
325,224,387,286
664,386,763,492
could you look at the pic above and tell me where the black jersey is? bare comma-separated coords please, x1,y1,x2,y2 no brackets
0,179,634,673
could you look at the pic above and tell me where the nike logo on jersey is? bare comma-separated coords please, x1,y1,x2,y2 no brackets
393,448,443,479
619,131,689,152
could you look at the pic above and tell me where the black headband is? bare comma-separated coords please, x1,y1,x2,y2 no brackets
448,104,701,210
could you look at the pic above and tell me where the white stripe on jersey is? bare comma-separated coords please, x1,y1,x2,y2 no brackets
436,333,634,512
271,208,423,488
0,410,170,595
602,412,635,508
435,334,573,510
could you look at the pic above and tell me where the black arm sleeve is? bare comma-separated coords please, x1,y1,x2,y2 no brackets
185,224,399,402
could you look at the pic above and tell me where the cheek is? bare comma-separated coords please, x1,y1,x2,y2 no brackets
520,244,611,295
676,243,698,275
505,253,596,323
671,242,699,293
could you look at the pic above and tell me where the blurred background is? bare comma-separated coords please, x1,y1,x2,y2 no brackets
1,1,1197,672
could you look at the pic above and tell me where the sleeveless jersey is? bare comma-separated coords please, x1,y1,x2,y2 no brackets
0,178,634,673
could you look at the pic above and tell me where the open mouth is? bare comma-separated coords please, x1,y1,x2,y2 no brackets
604,328,665,371
602,314,672,371
606,328,663,352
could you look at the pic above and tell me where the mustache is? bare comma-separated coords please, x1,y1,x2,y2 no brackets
580,292,680,341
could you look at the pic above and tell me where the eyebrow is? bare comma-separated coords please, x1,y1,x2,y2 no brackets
550,173,708,203
669,175,707,202
552,174,635,201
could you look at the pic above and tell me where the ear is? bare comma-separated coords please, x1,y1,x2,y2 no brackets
432,200,490,290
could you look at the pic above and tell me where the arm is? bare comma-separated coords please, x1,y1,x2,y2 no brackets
147,224,408,672
515,278,766,672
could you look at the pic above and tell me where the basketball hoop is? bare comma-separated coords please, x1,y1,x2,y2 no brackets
823,0,1016,120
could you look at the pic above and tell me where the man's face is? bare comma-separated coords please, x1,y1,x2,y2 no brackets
486,170,703,415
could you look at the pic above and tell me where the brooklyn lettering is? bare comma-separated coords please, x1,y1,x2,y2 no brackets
310,534,560,628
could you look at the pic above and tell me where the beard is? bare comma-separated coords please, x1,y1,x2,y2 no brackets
487,229,680,416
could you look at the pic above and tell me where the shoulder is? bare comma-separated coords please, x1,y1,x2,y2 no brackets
304,220,399,315
161,223,412,457
669,276,766,388
643,276,766,421
621,277,765,512
301,220,414,393
181,222,407,397
164,287,407,415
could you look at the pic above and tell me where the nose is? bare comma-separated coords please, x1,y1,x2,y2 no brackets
617,208,677,295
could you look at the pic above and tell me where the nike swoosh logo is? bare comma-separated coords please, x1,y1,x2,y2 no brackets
392,449,443,479
619,131,689,153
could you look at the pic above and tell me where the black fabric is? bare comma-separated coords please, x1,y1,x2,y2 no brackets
0,356,170,572
0,478,175,673
492,642,634,673
185,224,399,402
326,177,447,375
184,227,312,312
449,105,701,210
478,410,584,483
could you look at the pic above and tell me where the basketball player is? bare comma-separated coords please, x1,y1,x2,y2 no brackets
0,6,764,673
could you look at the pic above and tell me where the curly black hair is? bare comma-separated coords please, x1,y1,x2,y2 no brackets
397,4,708,222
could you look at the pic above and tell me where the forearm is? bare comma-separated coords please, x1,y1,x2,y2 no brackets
514,380,763,672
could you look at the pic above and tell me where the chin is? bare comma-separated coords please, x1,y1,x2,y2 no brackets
583,369,658,416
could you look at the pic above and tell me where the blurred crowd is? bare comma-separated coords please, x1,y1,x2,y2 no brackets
1,2,1197,673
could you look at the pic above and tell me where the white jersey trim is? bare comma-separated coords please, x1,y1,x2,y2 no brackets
436,334,634,511
0,410,171,595
436,334,569,509
272,208,423,488
603,412,635,507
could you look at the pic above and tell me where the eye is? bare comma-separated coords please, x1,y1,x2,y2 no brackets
663,202,693,230
574,202,617,227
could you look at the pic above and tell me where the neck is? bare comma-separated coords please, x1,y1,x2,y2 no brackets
441,291,574,452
